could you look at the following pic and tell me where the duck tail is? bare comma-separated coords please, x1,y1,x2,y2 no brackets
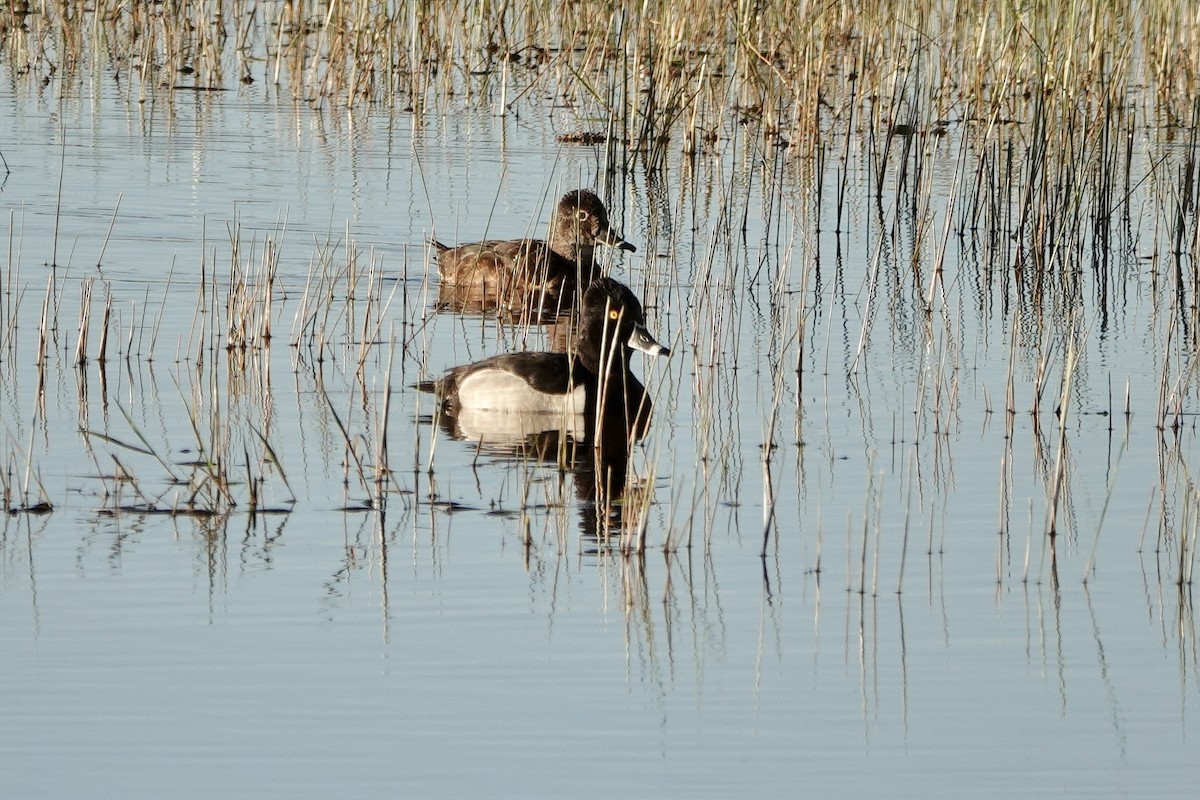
428,236,450,253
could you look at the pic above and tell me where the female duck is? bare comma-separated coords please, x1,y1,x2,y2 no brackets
432,190,636,315
420,277,669,437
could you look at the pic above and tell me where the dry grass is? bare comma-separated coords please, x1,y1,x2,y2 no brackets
3,1,1200,590
3,2,1196,161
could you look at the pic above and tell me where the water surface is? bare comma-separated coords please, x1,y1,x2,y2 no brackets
1,47,1198,800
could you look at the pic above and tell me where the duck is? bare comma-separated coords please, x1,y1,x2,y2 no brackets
431,189,636,317
419,277,669,439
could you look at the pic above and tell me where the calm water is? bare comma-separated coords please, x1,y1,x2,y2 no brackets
2,65,1199,799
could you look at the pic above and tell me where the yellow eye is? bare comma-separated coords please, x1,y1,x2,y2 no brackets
609,309,620,320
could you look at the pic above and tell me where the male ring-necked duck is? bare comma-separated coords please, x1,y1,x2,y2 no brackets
431,189,636,316
420,277,669,437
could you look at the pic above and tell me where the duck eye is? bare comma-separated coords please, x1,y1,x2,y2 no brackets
608,309,620,321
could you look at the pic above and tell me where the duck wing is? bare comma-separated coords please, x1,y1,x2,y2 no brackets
436,239,559,281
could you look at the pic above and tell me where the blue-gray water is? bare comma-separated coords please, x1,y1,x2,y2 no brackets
2,61,1198,799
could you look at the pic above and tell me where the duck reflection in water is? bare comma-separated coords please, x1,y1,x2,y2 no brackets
419,277,670,516
431,189,636,321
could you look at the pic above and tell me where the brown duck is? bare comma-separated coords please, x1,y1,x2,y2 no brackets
432,189,636,317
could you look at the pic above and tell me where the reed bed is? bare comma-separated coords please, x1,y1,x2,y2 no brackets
2,0,1200,599
4,2,1198,155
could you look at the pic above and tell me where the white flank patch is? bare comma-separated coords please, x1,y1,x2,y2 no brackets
455,369,587,415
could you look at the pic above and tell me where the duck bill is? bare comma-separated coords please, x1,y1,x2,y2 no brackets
627,323,670,357
596,227,637,252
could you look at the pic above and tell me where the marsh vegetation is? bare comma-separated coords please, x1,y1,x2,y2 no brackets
4,0,1198,576
1,3,1199,795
